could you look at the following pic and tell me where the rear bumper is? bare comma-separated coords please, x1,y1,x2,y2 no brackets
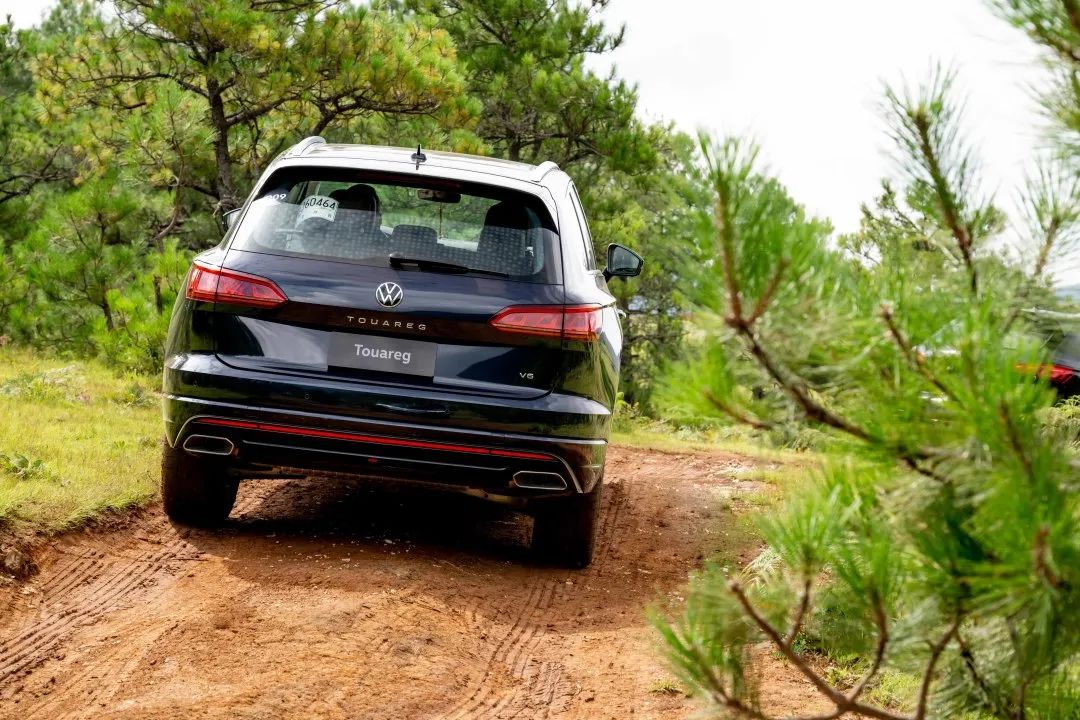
163,355,608,496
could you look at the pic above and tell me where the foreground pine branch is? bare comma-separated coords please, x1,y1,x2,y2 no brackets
657,61,1079,720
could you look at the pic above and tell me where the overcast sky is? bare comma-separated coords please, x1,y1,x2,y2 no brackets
587,0,1048,226
5,0,1074,282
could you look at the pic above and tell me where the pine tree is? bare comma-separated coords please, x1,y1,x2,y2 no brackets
402,0,655,172
656,69,1080,719
34,0,468,210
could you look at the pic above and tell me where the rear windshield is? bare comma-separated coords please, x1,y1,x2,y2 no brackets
229,168,560,284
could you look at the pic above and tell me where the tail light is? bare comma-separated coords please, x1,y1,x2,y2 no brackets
1015,362,1075,384
490,305,603,341
186,261,287,308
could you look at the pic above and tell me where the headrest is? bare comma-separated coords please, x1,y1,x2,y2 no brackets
390,224,438,248
330,184,380,213
482,201,530,231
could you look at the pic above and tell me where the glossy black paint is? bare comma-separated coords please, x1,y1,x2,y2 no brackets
162,171,633,502
1049,332,1080,399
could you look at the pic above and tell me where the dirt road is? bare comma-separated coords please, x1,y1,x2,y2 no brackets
0,446,813,719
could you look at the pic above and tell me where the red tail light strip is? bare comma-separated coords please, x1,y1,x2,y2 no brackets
197,417,554,461
489,304,604,342
186,261,288,308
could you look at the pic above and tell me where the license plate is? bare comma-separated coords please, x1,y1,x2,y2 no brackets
327,333,437,377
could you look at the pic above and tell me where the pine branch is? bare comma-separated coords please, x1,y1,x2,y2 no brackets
910,111,978,295
1001,400,1037,484
846,595,889,703
913,617,960,720
704,390,777,430
1032,525,1062,589
725,309,949,483
716,191,744,320
880,304,961,404
1065,0,1080,38
747,258,789,326
784,576,813,648
728,581,910,720
957,631,1013,717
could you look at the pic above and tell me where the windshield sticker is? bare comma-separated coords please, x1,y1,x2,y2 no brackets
296,195,338,224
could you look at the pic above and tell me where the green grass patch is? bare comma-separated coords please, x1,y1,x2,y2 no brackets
0,347,160,532
648,677,686,696
612,416,804,464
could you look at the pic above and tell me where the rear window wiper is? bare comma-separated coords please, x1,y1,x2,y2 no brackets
388,253,510,278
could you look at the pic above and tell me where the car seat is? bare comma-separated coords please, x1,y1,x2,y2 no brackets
475,202,535,276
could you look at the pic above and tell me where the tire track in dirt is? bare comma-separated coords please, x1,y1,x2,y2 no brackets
0,445,786,720
444,479,632,720
22,617,177,720
442,577,551,719
0,526,198,689
0,551,169,672
592,480,627,578
38,550,103,596
472,580,560,719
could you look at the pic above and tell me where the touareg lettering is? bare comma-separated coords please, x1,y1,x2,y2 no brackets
344,315,427,332
353,344,412,365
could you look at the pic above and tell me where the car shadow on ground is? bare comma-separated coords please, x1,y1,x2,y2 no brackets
212,475,540,565
171,471,672,635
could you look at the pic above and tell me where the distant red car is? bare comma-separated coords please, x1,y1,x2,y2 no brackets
1014,311,1080,399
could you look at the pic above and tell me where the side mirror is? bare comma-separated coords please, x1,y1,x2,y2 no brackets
221,208,242,233
603,243,643,280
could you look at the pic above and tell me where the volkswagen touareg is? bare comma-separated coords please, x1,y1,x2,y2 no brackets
161,138,643,567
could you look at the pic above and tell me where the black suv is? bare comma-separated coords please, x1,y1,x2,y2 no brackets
161,138,643,567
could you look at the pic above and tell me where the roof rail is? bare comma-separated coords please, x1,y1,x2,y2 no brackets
286,136,326,157
530,160,560,182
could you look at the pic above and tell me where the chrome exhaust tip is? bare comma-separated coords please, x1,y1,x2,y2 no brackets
182,434,236,457
511,470,568,491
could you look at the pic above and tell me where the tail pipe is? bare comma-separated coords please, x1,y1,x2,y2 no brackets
182,434,236,457
511,470,568,492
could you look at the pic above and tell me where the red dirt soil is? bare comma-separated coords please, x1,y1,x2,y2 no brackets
0,446,825,719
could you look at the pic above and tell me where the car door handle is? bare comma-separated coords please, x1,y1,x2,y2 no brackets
375,403,449,417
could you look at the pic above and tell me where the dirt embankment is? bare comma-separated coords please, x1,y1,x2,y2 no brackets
0,446,823,719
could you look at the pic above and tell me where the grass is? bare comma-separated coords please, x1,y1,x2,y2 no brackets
611,415,807,464
648,677,686,696
0,346,160,533
815,653,921,713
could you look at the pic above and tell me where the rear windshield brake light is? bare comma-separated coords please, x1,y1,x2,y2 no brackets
490,305,603,341
186,261,287,308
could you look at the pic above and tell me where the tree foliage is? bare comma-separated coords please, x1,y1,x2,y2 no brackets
403,0,654,171
656,65,1080,720
0,0,684,382
34,0,468,209
0,16,71,208
993,0,1080,161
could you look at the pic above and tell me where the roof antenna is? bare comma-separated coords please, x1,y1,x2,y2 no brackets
411,144,427,170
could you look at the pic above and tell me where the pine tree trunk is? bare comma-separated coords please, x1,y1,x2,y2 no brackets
206,80,237,211
101,296,114,332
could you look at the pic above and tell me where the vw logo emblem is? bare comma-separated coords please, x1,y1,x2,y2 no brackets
375,281,403,308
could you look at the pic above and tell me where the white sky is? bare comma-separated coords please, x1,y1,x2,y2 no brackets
2,1,49,28
586,0,1078,283
5,0,1076,282
590,0,1050,230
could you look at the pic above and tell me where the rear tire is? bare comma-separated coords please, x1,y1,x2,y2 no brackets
531,481,603,568
161,440,238,527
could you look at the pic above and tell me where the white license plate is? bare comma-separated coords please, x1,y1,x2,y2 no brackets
327,333,436,377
